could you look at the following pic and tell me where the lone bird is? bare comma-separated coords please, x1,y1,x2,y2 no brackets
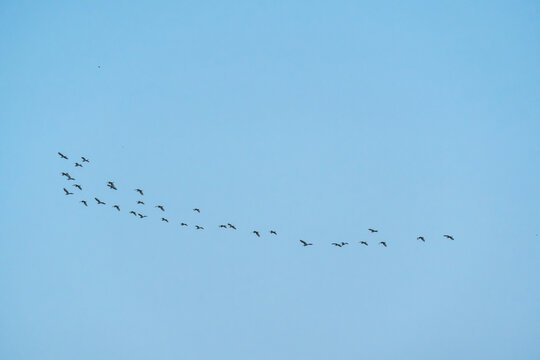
80,200,88,206
444,235,454,240
180,223,188,226
379,241,387,247
137,201,145,205
107,181,117,190
58,152,68,159
193,208,200,213
270,230,277,235
195,225,204,230
368,228,378,233
417,236,425,242
155,205,165,211
63,188,73,195
219,225,227,228
161,218,168,222
227,223,237,230
331,243,342,247
73,184,82,190
300,240,313,247
81,156,89,163
129,211,137,216
359,241,368,246
113,205,120,211
135,189,144,195
138,213,147,218
75,162,83,167
95,198,105,205
253,231,260,237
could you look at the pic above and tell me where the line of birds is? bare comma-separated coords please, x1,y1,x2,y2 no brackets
58,151,455,247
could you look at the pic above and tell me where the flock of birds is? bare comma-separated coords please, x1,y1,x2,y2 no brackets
58,151,456,247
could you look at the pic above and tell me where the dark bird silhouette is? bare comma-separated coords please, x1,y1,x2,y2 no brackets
270,230,277,235
195,225,204,230
63,188,73,195
155,205,165,211
417,236,425,242
341,242,349,246
107,181,117,190
138,213,147,218
227,223,237,230
73,184,82,190
219,225,227,228
58,152,68,159
81,156,89,163
61,172,69,177
80,200,88,206
181,223,188,226
66,174,75,181
137,201,145,205
193,208,200,213
331,243,342,247
95,197,105,205
129,211,137,216
253,231,260,237
359,241,368,246
379,241,387,247
161,218,168,222
113,205,120,211
75,162,83,167
135,188,144,195
368,228,378,233
300,240,313,246
444,235,454,240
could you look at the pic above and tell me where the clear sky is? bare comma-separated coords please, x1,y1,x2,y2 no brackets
1,1,539,359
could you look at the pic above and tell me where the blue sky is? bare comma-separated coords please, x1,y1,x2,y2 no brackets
1,1,539,359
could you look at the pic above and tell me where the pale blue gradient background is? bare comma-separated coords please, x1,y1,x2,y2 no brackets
1,1,539,359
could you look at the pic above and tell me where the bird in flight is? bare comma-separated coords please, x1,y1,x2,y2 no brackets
227,223,237,230
138,213,147,218
66,174,75,181
113,205,120,211
135,189,144,195
300,240,313,246
341,242,349,246
58,152,68,159
63,188,73,195
95,198,106,205
81,156,89,163
161,218,168,222
417,236,425,242
368,228,378,233
80,200,88,206
443,235,454,240
137,201,145,205
180,222,188,226
73,184,82,190
75,162,83,167
219,225,227,228
359,241,368,246
155,205,165,211
195,225,204,230
129,211,137,216
379,241,387,247
61,172,69,177
253,231,260,237
193,208,200,213
270,230,277,235
331,243,342,247
107,181,117,190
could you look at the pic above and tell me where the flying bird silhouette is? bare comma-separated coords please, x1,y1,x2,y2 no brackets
443,235,454,240
417,236,425,242
161,218,168,222
113,205,120,211
180,223,188,226
137,201,145,205
195,225,204,230
58,152,68,159
138,213,147,218
95,198,105,205
219,225,227,228
341,242,349,246
253,231,260,237
74,162,83,167
107,181,117,190
129,211,137,216
73,184,82,190
300,240,313,246
61,172,69,177
63,188,73,195
81,156,89,163
368,229,378,233
155,205,165,211
331,243,342,247
379,241,387,247
359,241,368,246
135,189,144,195
227,223,237,230
66,174,75,181
193,208,200,213
270,230,277,235
80,200,88,206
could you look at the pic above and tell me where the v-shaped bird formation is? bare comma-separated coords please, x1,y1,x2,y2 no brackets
57,152,456,247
